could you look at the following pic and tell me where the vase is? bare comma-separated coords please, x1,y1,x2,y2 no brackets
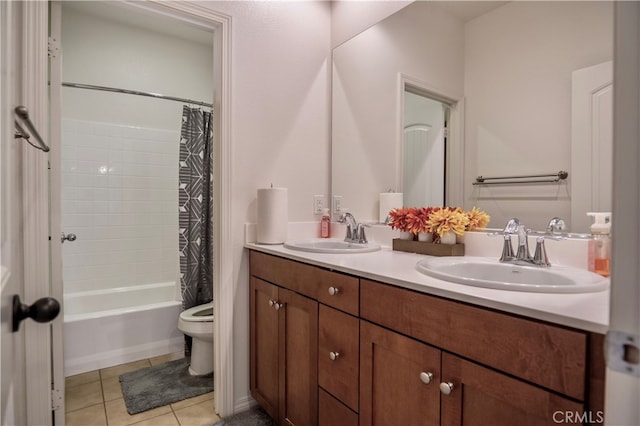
456,234,466,244
399,231,413,240
439,232,456,245
418,232,433,243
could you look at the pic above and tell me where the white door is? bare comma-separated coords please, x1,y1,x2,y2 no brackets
570,61,613,234
0,2,28,423
2,2,59,425
605,2,640,425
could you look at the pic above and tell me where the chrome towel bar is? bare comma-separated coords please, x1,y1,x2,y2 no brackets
14,106,50,152
473,170,568,186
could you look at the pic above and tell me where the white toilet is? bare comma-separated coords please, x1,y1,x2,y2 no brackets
178,302,214,376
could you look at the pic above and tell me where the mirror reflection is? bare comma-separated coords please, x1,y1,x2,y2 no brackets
331,1,613,233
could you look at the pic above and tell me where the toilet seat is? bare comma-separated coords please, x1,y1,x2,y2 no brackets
180,302,214,322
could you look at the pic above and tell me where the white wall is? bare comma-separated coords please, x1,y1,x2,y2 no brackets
60,4,213,295
202,1,332,408
464,1,613,230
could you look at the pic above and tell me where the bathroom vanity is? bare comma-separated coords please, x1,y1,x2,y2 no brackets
248,245,607,426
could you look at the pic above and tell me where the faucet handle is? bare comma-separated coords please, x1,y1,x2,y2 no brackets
546,217,566,233
533,237,551,267
499,234,515,262
356,223,369,243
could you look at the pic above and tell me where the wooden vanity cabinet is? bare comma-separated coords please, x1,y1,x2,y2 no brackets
249,251,605,426
250,251,359,426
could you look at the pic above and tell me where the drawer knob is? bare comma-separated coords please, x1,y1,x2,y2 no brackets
328,286,340,296
439,381,454,395
419,371,433,385
329,351,340,361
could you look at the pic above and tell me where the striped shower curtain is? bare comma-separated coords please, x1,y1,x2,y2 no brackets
178,106,213,353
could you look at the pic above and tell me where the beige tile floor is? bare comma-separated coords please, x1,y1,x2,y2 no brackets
65,352,220,426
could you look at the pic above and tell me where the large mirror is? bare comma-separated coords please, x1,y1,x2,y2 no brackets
331,1,613,233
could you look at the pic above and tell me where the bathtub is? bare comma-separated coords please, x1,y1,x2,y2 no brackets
63,282,184,376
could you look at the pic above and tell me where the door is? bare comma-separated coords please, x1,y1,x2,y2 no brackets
250,277,280,420
439,353,584,426
570,61,613,233
279,287,318,426
359,321,440,426
605,3,640,425
1,2,59,425
1,3,28,423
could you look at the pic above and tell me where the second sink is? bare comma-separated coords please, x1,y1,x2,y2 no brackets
284,238,381,254
416,256,609,293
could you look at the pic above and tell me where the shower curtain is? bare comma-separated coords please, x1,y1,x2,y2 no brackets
178,105,213,354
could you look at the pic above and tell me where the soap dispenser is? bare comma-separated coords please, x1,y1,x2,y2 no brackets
587,212,611,277
320,208,331,238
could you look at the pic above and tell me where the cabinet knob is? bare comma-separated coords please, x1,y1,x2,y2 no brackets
328,286,340,296
419,371,434,385
329,351,340,361
274,302,283,311
268,300,274,307
439,381,454,395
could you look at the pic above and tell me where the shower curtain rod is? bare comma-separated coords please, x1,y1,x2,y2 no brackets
62,82,213,108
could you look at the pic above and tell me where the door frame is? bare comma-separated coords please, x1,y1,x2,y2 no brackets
46,0,235,419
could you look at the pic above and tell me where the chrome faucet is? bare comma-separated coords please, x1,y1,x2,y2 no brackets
338,211,368,244
497,218,550,266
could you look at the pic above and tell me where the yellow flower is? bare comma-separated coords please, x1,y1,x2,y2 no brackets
426,207,469,238
465,207,490,231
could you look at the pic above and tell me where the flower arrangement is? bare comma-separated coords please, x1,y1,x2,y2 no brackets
465,206,491,231
426,207,469,241
388,206,490,243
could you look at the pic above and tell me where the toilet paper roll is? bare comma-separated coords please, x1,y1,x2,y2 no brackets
257,187,288,244
379,192,403,223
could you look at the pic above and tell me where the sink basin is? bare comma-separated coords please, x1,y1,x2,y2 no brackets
284,238,381,254
416,256,609,293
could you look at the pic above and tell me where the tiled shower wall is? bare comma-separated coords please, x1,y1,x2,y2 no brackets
61,119,179,294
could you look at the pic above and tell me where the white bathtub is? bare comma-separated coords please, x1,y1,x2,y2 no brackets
63,282,183,376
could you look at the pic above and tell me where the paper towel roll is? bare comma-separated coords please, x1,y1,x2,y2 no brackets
379,192,403,223
257,187,288,244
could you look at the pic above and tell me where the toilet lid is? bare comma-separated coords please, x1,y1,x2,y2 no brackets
180,302,214,322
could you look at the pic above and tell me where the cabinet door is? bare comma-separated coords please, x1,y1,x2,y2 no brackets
360,321,440,426
250,277,280,421
440,353,585,426
279,287,319,426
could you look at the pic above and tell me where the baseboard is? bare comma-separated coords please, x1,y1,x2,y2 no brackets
64,337,184,377
232,394,258,415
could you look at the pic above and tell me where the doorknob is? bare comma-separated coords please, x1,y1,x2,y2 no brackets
61,232,76,243
12,295,60,332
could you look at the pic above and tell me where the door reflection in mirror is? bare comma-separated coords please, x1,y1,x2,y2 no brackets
403,90,450,208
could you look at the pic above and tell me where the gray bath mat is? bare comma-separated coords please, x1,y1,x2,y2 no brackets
119,357,213,414
209,407,276,426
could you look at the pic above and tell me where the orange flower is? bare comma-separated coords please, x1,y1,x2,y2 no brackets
426,207,469,238
465,207,490,231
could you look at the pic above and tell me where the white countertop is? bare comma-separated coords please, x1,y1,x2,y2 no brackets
245,241,610,334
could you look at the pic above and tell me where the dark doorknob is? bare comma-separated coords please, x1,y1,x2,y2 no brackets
12,295,60,332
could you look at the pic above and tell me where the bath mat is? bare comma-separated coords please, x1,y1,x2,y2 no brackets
119,357,213,414
208,406,276,426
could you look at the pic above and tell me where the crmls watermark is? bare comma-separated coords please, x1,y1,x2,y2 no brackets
553,411,605,424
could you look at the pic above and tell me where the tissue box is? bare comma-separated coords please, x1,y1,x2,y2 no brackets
392,239,465,256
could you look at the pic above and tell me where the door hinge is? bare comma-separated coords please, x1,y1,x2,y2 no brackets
51,388,63,411
48,37,60,59
605,330,640,377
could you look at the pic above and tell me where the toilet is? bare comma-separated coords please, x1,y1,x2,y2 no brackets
177,302,214,376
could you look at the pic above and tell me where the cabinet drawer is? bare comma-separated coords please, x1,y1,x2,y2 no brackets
319,388,358,426
250,251,359,315
360,279,587,400
318,304,359,412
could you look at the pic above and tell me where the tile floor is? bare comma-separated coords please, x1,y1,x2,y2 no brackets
65,352,220,426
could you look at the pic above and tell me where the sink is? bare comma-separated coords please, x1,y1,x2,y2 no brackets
416,256,609,293
284,238,381,254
